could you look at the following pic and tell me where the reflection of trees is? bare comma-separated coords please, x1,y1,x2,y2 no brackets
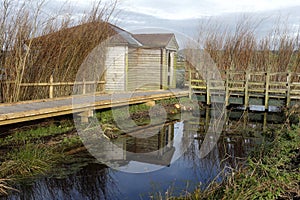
182,108,266,189
7,162,120,200
5,110,269,199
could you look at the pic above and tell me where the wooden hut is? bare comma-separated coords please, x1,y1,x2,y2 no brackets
104,32,179,91
27,22,179,96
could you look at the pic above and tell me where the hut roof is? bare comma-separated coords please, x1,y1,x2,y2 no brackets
133,33,178,49
29,22,141,48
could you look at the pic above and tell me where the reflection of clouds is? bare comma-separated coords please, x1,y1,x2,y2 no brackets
7,115,265,199
171,121,186,163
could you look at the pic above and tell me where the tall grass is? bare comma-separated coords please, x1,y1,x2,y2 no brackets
0,143,63,179
193,16,300,82
0,178,15,196
0,0,117,102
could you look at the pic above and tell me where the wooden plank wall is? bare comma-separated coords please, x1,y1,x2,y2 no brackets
105,46,127,91
127,48,161,90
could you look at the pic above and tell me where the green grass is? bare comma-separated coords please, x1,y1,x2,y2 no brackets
0,122,74,146
96,97,193,125
96,103,151,124
58,136,83,152
0,143,63,179
0,119,79,195
175,125,300,200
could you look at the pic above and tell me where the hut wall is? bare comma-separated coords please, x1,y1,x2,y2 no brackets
127,48,161,90
105,46,127,91
162,50,177,89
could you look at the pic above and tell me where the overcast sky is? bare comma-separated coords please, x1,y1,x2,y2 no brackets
62,0,300,19
117,0,300,19
51,0,300,47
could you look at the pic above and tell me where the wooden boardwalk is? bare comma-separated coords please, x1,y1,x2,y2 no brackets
189,70,300,109
2,69,300,126
0,89,189,126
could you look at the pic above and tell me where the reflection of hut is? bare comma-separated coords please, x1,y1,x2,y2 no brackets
95,123,177,167
125,123,175,166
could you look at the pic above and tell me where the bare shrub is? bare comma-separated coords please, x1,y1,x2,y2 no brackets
0,0,118,102
196,15,300,79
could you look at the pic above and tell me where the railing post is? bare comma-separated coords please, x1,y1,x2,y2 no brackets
83,77,86,95
206,78,211,105
225,69,230,107
264,70,270,110
244,70,250,109
286,70,292,108
205,106,210,132
49,75,53,98
188,67,192,99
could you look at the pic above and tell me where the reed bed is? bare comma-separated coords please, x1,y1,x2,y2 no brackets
194,16,300,83
0,0,117,102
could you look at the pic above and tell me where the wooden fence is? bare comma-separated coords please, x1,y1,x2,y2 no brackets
1,75,106,101
189,69,300,108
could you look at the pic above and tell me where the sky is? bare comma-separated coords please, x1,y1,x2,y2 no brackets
61,0,300,19
50,0,300,47
116,0,300,20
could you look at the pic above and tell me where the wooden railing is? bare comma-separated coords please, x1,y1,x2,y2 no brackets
1,75,106,100
189,70,300,108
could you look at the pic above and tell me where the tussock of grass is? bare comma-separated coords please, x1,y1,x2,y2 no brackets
0,143,62,179
0,179,16,196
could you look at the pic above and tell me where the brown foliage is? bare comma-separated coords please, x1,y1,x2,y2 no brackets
197,16,300,74
0,0,117,102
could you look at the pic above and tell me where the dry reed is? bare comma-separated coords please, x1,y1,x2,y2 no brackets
0,0,117,102
195,15,300,83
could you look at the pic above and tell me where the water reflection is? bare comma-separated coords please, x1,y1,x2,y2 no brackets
3,109,280,200
4,162,117,200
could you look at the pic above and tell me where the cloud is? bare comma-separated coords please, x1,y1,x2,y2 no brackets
46,0,300,48
118,0,217,19
117,0,300,20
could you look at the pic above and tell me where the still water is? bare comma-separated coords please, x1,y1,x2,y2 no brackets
4,109,282,200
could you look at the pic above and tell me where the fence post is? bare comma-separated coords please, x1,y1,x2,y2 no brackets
225,69,230,107
244,70,250,109
264,70,270,110
49,75,53,98
83,77,86,95
188,67,192,99
286,70,292,108
206,78,211,105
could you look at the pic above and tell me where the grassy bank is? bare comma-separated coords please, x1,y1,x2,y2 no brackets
96,97,198,138
169,124,299,200
0,98,190,195
0,119,79,196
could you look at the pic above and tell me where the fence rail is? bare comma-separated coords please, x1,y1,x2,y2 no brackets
189,69,300,108
1,75,106,99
